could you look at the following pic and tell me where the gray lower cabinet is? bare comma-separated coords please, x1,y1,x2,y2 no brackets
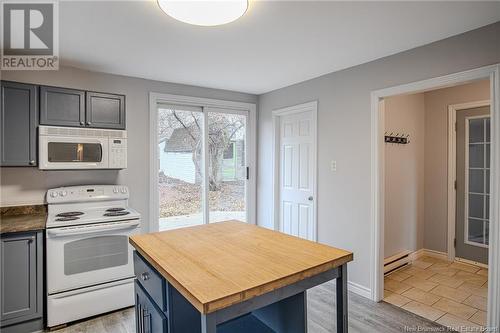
0,81,38,167
0,231,44,333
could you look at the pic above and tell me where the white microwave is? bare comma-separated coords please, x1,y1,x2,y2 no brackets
39,126,127,170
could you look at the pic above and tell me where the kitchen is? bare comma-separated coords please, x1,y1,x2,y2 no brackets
1,1,500,333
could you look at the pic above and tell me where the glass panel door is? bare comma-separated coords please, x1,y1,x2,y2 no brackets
466,116,490,247
207,111,247,223
157,105,249,230
158,106,204,231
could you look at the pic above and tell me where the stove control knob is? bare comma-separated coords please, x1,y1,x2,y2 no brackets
50,192,58,198
61,191,67,197
113,188,119,194
121,188,127,193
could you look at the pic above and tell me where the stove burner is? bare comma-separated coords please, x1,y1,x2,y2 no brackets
56,211,84,217
103,211,130,217
105,207,126,212
55,216,80,221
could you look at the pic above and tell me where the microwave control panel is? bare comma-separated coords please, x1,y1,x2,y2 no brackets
109,138,127,169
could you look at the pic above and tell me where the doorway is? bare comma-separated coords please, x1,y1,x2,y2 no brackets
149,93,256,232
272,101,318,241
370,64,500,329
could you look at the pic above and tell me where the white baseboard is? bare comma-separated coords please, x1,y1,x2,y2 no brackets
330,280,372,300
348,281,372,299
403,248,487,270
411,248,448,261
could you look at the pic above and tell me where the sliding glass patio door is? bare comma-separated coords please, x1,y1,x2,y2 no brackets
157,104,249,231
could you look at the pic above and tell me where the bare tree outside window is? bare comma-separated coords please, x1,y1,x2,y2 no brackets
158,108,246,229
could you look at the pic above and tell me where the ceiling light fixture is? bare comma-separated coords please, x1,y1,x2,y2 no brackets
157,0,248,27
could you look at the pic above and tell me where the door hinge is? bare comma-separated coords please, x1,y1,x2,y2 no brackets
454,238,457,248
246,167,249,180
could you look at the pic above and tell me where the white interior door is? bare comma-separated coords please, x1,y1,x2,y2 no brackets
279,110,316,240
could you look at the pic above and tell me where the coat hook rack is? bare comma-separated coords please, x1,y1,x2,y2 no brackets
384,131,410,144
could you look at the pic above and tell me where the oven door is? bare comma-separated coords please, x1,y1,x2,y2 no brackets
39,135,109,169
46,219,140,294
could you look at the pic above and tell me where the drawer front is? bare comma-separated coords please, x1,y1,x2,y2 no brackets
133,251,168,311
135,281,168,333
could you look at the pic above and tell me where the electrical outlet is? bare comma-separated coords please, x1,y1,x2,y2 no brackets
331,160,337,172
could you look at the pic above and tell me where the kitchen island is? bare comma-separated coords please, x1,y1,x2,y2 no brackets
129,221,353,333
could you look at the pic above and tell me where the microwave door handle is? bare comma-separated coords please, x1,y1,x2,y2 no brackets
47,220,140,237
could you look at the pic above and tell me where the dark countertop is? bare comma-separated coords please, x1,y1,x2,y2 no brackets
0,205,47,235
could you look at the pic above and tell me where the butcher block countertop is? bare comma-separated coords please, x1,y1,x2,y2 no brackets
129,220,353,314
0,205,47,235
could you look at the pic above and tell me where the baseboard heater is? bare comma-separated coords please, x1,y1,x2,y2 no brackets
384,250,411,275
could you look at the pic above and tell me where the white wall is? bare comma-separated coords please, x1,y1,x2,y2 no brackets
0,66,257,232
257,22,500,291
384,94,425,258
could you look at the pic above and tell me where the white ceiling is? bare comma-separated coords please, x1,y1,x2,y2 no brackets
60,1,500,94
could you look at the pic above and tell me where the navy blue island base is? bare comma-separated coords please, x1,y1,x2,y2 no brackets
133,251,348,333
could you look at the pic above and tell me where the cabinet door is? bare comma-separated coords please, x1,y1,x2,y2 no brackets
86,92,125,129
0,232,42,324
135,281,168,333
40,86,85,127
0,81,38,166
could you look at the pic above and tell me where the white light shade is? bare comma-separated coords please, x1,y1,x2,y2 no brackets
157,0,248,26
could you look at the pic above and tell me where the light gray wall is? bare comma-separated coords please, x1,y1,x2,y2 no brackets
423,80,490,252
384,93,425,259
0,66,257,232
257,22,500,290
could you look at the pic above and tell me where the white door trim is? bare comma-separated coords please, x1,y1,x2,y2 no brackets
370,64,500,329
271,101,318,241
447,100,491,261
148,92,257,233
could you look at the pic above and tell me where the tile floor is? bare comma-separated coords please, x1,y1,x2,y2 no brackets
384,255,488,332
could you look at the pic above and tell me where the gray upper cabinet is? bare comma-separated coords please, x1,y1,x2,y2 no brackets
0,81,38,167
40,85,125,130
40,86,85,127
0,232,43,329
86,92,125,129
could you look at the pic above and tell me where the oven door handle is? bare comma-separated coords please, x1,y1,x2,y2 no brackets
47,220,140,237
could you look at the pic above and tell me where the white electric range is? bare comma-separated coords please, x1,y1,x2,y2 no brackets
45,185,141,328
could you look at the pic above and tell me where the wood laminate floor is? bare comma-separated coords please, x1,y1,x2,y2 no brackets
51,280,449,333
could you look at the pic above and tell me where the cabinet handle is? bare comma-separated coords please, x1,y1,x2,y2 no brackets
86,121,91,126
137,304,144,333
141,272,150,281
143,309,151,333
80,121,84,126
29,160,35,165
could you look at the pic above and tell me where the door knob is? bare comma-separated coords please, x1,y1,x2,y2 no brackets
308,196,313,201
